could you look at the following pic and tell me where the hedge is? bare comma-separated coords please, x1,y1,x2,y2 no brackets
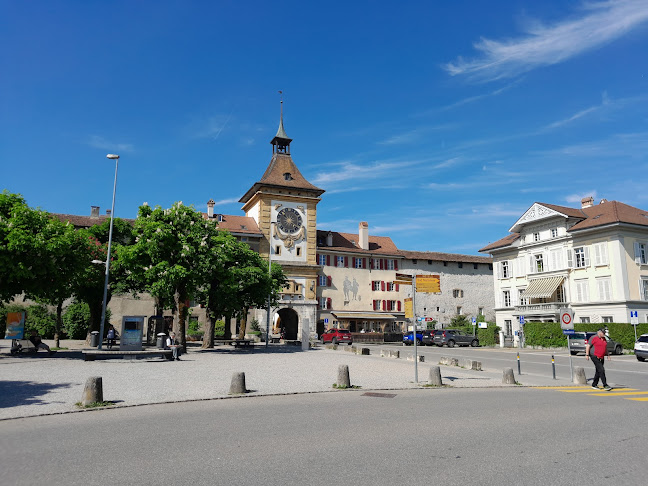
524,322,648,351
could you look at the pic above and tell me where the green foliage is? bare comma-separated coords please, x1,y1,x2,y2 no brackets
450,314,470,327
426,320,437,330
23,304,56,339
524,322,648,349
476,314,486,322
187,317,202,335
477,323,501,346
214,320,225,337
249,318,261,332
62,302,112,339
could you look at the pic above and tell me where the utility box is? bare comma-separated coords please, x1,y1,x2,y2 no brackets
120,316,145,351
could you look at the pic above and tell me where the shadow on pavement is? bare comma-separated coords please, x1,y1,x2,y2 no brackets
0,380,74,409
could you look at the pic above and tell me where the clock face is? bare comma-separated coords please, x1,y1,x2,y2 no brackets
277,207,303,234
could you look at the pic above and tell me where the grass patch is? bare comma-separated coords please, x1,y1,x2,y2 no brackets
51,347,68,351
75,401,115,409
332,383,362,389
420,383,450,388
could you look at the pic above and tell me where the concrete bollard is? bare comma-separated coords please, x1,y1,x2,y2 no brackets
407,354,425,362
573,367,587,385
229,372,247,394
81,376,103,406
380,349,388,358
502,368,516,384
337,364,351,388
390,350,400,359
428,366,443,386
357,347,370,355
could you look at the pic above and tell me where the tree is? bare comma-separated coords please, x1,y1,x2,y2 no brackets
197,231,285,348
119,202,217,350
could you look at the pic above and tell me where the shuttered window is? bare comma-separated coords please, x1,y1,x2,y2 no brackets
575,280,589,303
596,278,612,301
593,242,609,266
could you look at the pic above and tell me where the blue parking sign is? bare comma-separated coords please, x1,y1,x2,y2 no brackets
519,316,525,324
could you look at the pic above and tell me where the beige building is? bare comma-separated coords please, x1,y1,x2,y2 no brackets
480,197,648,342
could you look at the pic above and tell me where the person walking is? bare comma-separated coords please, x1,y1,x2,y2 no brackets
106,325,116,349
585,329,612,391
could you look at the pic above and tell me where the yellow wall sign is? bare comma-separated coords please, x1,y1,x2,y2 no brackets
404,298,413,318
416,275,440,293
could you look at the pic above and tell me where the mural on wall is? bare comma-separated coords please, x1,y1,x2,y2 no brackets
343,277,360,304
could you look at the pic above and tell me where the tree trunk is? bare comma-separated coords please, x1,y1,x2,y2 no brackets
238,309,248,340
223,314,232,340
202,314,215,349
55,301,62,348
173,290,188,351
86,301,103,345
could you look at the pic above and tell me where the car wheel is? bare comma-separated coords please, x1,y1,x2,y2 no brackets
416,339,422,345
614,345,622,355
570,351,577,356
436,343,442,347
471,340,479,347
447,340,455,348
637,356,645,362
332,338,337,345
348,342,352,346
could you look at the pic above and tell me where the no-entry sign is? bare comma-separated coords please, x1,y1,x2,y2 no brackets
560,308,574,330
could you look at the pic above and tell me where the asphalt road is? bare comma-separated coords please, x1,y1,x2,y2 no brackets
0,387,645,486
380,343,648,389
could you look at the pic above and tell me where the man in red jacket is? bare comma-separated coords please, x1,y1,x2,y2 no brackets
585,329,612,391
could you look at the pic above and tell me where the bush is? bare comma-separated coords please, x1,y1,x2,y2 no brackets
249,318,261,332
524,322,648,350
24,304,56,339
63,302,91,339
450,315,470,327
187,317,202,336
477,323,500,346
214,320,225,337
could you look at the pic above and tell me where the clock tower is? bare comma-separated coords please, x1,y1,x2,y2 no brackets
239,104,324,341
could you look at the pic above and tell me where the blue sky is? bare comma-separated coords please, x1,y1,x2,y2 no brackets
2,0,648,254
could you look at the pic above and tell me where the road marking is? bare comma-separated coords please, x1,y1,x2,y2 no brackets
557,388,638,393
626,397,648,401
588,391,648,397
535,386,590,390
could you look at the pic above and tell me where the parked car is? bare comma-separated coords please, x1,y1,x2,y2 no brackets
321,328,353,345
568,332,623,356
403,330,433,346
433,329,479,347
634,334,648,362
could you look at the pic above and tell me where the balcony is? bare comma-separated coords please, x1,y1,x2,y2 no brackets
514,302,565,316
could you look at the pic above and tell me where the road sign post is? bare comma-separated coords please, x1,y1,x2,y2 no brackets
560,308,575,381
631,311,639,341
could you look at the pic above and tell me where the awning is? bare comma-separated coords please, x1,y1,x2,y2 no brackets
523,277,564,299
331,313,398,320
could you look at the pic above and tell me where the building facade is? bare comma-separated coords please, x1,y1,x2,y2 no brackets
480,197,648,342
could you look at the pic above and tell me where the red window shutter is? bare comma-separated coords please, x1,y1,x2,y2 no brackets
381,281,385,291
327,298,332,310
373,300,377,311
382,300,386,311
396,283,400,291
326,255,330,266
394,260,399,271
362,258,366,269
397,301,402,311
327,275,332,287
383,259,387,269
379,259,384,270
344,256,348,267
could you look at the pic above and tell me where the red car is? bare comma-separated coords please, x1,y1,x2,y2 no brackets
321,328,353,345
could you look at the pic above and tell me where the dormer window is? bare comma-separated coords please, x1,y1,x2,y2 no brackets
533,232,540,242
283,172,293,181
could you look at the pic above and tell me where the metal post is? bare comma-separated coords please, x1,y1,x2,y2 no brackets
98,155,119,350
552,354,556,380
517,352,521,375
413,275,418,383
265,244,272,349
568,335,573,382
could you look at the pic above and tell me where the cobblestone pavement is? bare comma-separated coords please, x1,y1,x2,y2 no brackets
0,340,566,420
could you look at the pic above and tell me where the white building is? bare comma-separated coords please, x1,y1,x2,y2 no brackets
479,197,648,341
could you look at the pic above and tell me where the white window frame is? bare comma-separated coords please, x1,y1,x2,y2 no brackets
580,317,590,323
574,246,590,268
387,282,394,291
596,277,612,301
575,279,589,303
336,256,344,267
533,232,540,242
372,281,381,291
602,316,613,323
534,254,544,273
641,278,648,301
500,260,510,279
502,290,511,307
551,228,558,238
319,298,327,310
634,242,647,264
387,259,395,270
518,288,527,306
593,242,609,266
318,275,327,286
318,254,326,266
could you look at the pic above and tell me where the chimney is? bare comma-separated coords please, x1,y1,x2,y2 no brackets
359,222,369,250
106,209,111,216
207,199,215,218
581,196,594,209
326,231,333,247
599,198,608,204
90,206,100,217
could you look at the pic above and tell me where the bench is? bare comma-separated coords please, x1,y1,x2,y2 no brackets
82,349,174,361
232,339,253,349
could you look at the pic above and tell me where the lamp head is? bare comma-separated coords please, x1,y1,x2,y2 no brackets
106,154,120,160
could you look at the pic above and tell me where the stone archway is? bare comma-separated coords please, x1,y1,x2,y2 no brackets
278,308,299,341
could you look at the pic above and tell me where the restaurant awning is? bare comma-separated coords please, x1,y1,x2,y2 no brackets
523,276,564,299
331,313,398,320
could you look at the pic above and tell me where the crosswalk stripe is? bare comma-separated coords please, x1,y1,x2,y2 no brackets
588,391,648,397
535,386,590,390
626,397,648,401
559,388,638,393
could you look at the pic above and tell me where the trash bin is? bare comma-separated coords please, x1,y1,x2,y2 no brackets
157,333,167,349
90,331,100,347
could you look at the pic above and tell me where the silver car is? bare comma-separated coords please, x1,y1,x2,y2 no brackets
569,332,622,356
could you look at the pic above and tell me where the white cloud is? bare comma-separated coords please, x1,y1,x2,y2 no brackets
86,135,133,152
212,197,240,206
312,158,426,185
565,191,598,204
444,0,648,81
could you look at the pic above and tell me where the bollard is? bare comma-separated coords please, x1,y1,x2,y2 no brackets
229,372,247,394
337,364,351,388
428,366,443,386
552,355,556,380
517,352,521,375
573,367,587,385
502,368,516,384
81,376,103,406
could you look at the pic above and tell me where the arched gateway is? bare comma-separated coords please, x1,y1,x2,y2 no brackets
278,308,299,341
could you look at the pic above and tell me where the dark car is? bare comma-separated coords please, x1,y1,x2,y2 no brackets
569,332,623,356
433,329,479,347
403,330,433,346
321,328,353,345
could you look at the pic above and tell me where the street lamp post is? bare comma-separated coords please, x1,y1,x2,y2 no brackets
97,153,120,350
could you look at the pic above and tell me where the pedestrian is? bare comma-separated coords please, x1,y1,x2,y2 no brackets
585,328,612,391
29,330,53,356
165,332,182,361
106,325,116,350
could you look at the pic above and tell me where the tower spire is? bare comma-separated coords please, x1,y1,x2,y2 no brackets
271,90,292,154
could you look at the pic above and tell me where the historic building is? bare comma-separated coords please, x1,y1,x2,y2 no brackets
479,197,648,342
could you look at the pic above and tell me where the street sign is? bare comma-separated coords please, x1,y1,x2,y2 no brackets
404,298,413,318
424,317,435,322
324,318,329,324
417,317,424,321
478,321,487,329
471,317,477,325
560,308,574,330
415,275,441,293
395,273,413,281
519,315,525,325
631,310,639,325
563,329,575,335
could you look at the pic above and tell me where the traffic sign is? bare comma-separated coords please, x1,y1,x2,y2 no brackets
560,308,574,330
471,317,477,325
519,315,525,325
631,311,639,325
563,329,575,335
324,318,329,324
415,275,441,293
478,321,487,329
